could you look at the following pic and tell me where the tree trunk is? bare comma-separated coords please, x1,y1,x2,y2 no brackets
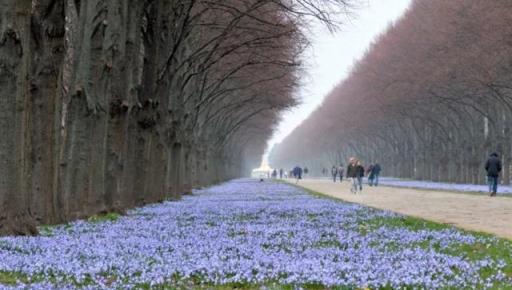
0,0,38,236
28,0,66,224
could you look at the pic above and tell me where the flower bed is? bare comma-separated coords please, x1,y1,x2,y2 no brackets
0,179,510,289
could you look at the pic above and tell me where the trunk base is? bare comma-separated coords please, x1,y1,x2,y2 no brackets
0,213,39,237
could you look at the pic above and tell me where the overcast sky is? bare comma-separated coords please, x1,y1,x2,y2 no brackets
265,0,412,160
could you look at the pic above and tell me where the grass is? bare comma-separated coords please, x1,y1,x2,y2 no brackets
133,276,361,290
0,270,96,288
286,179,512,238
88,212,121,223
286,180,512,289
0,271,29,285
37,212,122,237
2,180,511,289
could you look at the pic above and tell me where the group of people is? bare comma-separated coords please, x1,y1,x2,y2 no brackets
271,168,286,179
331,159,382,194
271,166,309,184
268,152,503,197
330,165,345,182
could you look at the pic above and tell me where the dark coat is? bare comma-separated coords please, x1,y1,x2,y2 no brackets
357,165,365,177
331,167,338,176
346,164,356,178
373,164,381,174
367,165,375,178
347,164,364,178
293,166,303,178
485,154,502,177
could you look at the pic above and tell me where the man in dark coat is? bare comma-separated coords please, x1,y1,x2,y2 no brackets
485,153,502,196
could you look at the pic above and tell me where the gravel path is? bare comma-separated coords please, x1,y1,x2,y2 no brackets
293,179,512,240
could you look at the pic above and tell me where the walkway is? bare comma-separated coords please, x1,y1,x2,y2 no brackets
291,179,512,240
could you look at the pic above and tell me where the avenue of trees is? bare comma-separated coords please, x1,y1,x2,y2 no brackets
271,0,512,185
0,0,354,235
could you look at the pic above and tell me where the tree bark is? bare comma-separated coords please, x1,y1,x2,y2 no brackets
0,0,38,236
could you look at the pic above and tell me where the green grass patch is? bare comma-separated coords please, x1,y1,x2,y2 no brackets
361,215,450,232
0,271,30,285
87,212,121,223
132,277,359,290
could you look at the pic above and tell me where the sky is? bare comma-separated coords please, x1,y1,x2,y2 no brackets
264,0,412,162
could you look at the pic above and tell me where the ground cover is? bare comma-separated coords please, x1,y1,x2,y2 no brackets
0,179,510,289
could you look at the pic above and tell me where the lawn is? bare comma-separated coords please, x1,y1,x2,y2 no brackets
0,179,510,289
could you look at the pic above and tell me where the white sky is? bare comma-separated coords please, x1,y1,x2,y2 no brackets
265,0,412,161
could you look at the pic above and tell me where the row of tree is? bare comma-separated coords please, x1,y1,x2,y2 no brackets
271,0,512,185
0,0,353,235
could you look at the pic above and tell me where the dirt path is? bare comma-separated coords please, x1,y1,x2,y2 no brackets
290,179,512,240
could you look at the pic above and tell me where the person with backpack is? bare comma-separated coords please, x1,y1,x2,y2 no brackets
331,166,338,182
485,153,502,197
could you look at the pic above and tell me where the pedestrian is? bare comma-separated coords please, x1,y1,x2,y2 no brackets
331,166,338,183
346,158,360,194
304,167,309,176
367,164,375,186
293,166,303,184
279,168,284,179
373,162,382,186
356,160,365,191
338,165,344,182
272,169,277,179
485,153,502,197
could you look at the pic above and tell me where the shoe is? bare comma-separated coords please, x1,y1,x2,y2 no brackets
491,192,497,197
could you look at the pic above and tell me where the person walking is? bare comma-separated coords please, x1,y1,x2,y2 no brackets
338,165,344,182
373,163,382,186
356,160,365,191
293,166,303,184
485,153,502,197
331,166,338,182
346,158,359,194
279,168,284,179
367,164,375,186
